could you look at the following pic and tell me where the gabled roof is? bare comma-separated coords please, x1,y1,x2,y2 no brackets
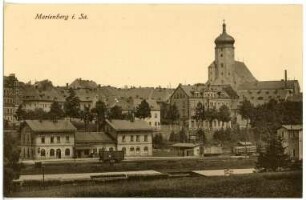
75,132,115,144
25,120,76,133
238,80,298,90
280,125,302,131
233,61,257,82
105,119,153,132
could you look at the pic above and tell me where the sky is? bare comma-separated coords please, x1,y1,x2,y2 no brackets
4,4,303,90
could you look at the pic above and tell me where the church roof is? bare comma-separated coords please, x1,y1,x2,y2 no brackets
214,23,235,45
233,61,257,82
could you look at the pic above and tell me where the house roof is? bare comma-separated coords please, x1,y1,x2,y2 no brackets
280,125,302,131
75,132,114,144
69,78,97,89
25,120,76,133
238,80,298,90
106,119,153,132
171,143,200,148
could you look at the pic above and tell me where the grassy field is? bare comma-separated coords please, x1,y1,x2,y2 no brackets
10,171,302,197
21,157,257,175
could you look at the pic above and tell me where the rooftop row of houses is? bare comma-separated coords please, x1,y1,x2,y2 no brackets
20,119,153,160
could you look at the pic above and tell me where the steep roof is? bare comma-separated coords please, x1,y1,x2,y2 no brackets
238,80,298,90
75,132,115,144
233,61,257,82
106,119,153,132
25,120,76,132
22,85,65,102
281,125,302,131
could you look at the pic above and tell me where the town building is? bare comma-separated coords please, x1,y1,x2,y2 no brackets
4,74,20,124
170,83,238,130
21,84,65,112
277,125,302,160
20,120,76,160
75,131,116,158
105,119,153,156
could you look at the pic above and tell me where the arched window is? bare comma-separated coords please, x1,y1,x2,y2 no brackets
65,148,70,156
136,147,140,152
144,147,148,152
130,147,134,152
50,149,55,156
41,149,45,157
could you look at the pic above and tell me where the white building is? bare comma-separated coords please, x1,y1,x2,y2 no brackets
20,120,76,160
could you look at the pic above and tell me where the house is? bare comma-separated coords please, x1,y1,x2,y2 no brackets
170,83,238,130
20,120,76,160
4,74,21,125
105,119,153,156
75,132,116,158
277,125,302,160
133,99,161,130
171,143,201,156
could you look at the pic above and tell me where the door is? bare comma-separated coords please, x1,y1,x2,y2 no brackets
56,149,61,159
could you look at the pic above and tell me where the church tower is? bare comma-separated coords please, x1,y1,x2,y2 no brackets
208,21,235,85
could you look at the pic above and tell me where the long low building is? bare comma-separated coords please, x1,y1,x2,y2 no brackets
20,119,153,160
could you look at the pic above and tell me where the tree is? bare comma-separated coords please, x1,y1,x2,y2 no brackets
109,106,124,120
196,128,207,144
15,105,27,121
178,129,188,143
79,106,94,132
218,105,231,128
238,99,255,148
169,131,177,142
64,88,81,119
153,133,164,149
256,136,290,171
165,104,180,130
206,107,219,129
192,102,206,129
48,101,65,120
4,133,21,195
135,100,151,119
26,108,48,120
91,100,107,131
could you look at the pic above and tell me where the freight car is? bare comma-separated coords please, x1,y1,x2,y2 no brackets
99,150,124,163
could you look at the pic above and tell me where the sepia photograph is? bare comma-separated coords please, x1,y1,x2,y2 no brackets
3,3,303,197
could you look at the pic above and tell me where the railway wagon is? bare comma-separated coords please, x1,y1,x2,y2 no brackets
99,150,124,162
232,145,257,155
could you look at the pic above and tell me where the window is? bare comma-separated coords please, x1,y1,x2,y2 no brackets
154,113,158,118
57,136,60,143
41,149,46,157
50,136,54,143
258,97,263,100
109,147,114,151
136,147,140,153
130,147,135,152
122,135,126,142
144,146,148,152
50,149,55,156
220,53,223,57
41,136,45,144
131,135,134,142
65,148,70,156
136,135,140,142
144,135,148,142
66,136,69,143
221,63,224,68
155,122,158,126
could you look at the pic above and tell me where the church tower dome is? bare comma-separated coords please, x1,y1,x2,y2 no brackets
214,22,235,46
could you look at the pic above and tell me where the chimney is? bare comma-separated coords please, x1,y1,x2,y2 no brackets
66,83,69,89
284,70,287,88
